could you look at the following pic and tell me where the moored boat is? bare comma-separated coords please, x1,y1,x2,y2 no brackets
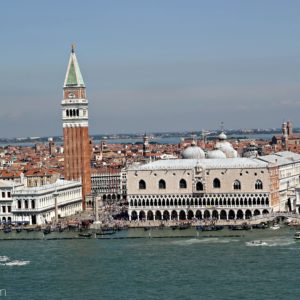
16,227,22,233
196,225,224,231
294,232,300,240
78,232,92,238
3,227,12,234
179,223,191,230
43,226,52,235
270,224,280,230
96,230,116,236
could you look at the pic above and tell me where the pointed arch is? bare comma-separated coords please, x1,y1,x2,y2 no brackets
233,180,241,190
159,179,166,189
163,210,170,220
213,178,221,188
179,179,187,189
147,211,154,220
139,180,146,190
196,182,203,191
255,180,263,190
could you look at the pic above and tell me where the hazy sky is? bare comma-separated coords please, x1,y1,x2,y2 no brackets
1,0,300,138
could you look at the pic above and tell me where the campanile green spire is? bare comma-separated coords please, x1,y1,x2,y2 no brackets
64,44,85,87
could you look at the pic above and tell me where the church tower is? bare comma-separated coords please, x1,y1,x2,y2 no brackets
143,133,150,157
62,45,91,209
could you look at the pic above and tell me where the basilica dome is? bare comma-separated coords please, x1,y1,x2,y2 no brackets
182,144,205,159
215,131,238,158
218,132,227,141
207,149,227,159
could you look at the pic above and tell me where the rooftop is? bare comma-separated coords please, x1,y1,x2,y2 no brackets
128,157,268,171
64,47,85,87
13,179,81,195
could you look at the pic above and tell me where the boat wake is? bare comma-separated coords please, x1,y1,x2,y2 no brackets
246,240,268,247
0,256,30,267
246,238,295,247
173,238,239,246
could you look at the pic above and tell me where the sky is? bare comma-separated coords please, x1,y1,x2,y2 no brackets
1,0,300,138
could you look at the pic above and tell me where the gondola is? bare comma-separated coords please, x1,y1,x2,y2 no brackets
43,227,51,234
3,227,12,234
78,232,92,237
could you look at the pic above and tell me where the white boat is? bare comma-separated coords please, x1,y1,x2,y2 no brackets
294,232,300,240
247,240,268,246
270,224,280,230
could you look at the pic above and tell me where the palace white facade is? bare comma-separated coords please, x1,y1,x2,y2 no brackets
256,151,300,211
127,146,300,221
12,179,83,225
0,180,24,223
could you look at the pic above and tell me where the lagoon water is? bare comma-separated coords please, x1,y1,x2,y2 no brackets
1,227,300,300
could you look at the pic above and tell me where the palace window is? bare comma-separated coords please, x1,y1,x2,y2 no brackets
139,180,146,190
196,182,203,191
255,180,263,190
213,178,221,188
179,179,187,189
159,179,166,189
233,180,241,190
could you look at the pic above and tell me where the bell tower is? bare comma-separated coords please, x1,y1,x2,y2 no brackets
62,45,91,209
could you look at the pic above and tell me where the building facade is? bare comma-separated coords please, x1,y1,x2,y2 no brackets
127,148,300,221
62,46,91,209
257,151,300,211
12,179,82,225
127,158,272,221
0,180,24,223
90,169,127,204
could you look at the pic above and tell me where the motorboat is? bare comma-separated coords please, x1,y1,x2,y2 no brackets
294,232,300,240
247,240,268,246
270,224,280,230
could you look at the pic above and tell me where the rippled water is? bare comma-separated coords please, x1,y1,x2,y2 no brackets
0,228,300,300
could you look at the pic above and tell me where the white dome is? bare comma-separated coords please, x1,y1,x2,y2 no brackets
207,149,227,159
218,132,227,140
215,141,238,158
182,145,205,159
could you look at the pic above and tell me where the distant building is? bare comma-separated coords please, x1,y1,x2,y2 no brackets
48,138,56,156
0,170,24,183
24,169,60,187
143,133,150,157
272,121,300,151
